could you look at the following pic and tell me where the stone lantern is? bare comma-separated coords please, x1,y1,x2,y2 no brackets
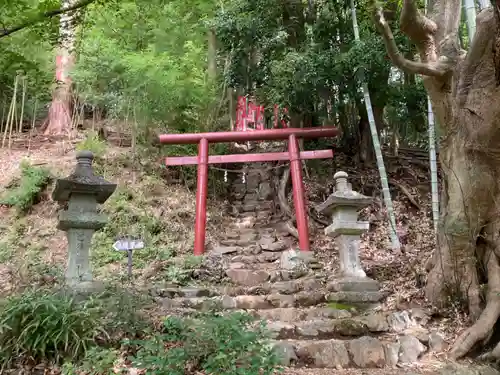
52,150,116,291
317,171,383,303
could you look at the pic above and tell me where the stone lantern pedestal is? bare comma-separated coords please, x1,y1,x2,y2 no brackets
317,171,384,305
52,151,116,292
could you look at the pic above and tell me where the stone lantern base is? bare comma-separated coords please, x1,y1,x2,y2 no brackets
326,276,386,306
65,280,107,295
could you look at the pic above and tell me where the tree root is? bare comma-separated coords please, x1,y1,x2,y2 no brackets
284,220,299,239
424,251,436,272
278,166,292,218
450,249,500,359
277,166,329,234
478,340,500,364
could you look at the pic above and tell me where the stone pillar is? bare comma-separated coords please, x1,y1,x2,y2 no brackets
52,150,116,291
317,171,383,304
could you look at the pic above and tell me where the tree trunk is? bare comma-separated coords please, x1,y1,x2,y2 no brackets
45,0,78,135
372,0,500,359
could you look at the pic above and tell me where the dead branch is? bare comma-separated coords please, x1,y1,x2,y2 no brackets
277,166,329,231
372,7,448,77
390,180,422,210
309,206,330,226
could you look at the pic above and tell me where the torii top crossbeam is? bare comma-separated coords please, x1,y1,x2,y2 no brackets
158,126,338,144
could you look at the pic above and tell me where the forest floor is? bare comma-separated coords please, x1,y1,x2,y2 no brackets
0,130,490,374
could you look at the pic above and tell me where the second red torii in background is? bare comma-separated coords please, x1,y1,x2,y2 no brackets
234,96,290,132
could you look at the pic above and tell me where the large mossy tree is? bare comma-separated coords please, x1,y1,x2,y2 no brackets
373,0,500,359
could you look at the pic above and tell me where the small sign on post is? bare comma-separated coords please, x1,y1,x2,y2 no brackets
113,237,144,278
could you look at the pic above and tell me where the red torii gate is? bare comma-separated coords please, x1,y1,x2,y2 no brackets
158,127,339,255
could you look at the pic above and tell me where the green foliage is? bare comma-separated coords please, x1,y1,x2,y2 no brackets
0,0,58,122
90,186,169,269
73,0,219,135
62,347,120,375
214,0,428,147
89,179,201,283
0,217,28,262
76,129,107,157
164,255,203,285
0,290,103,368
0,286,156,371
386,77,428,147
327,302,355,310
128,312,282,375
96,286,154,340
0,160,51,212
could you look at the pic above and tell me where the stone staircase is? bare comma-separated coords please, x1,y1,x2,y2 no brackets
155,163,446,369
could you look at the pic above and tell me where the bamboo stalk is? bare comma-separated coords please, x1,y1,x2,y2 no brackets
427,98,439,233
70,92,79,131
18,76,27,133
0,97,6,134
425,0,440,235
2,75,19,149
350,0,401,252
10,76,19,149
131,102,137,184
2,94,14,148
28,98,38,155
463,0,477,42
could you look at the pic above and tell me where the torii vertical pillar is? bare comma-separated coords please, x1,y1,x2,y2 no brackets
194,138,209,255
288,133,310,251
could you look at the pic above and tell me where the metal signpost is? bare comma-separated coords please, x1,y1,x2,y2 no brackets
113,238,144,277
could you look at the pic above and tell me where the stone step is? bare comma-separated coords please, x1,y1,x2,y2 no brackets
150,286,216,299
254,307,352,322
219,236,292,250
161,306,353,321
273,335,427,368
267,314,391,340
159,292,327,310
219,278,326,295
230,252,282,264
149,283,388,312
212,244,294,257
151,286,387,310
224,265,320,285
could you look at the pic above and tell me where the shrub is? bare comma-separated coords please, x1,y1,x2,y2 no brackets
0,160,51,212
76,129,107,157
128,312,282,375
96,286,155,341
0,290,103,369
62,347,120,375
